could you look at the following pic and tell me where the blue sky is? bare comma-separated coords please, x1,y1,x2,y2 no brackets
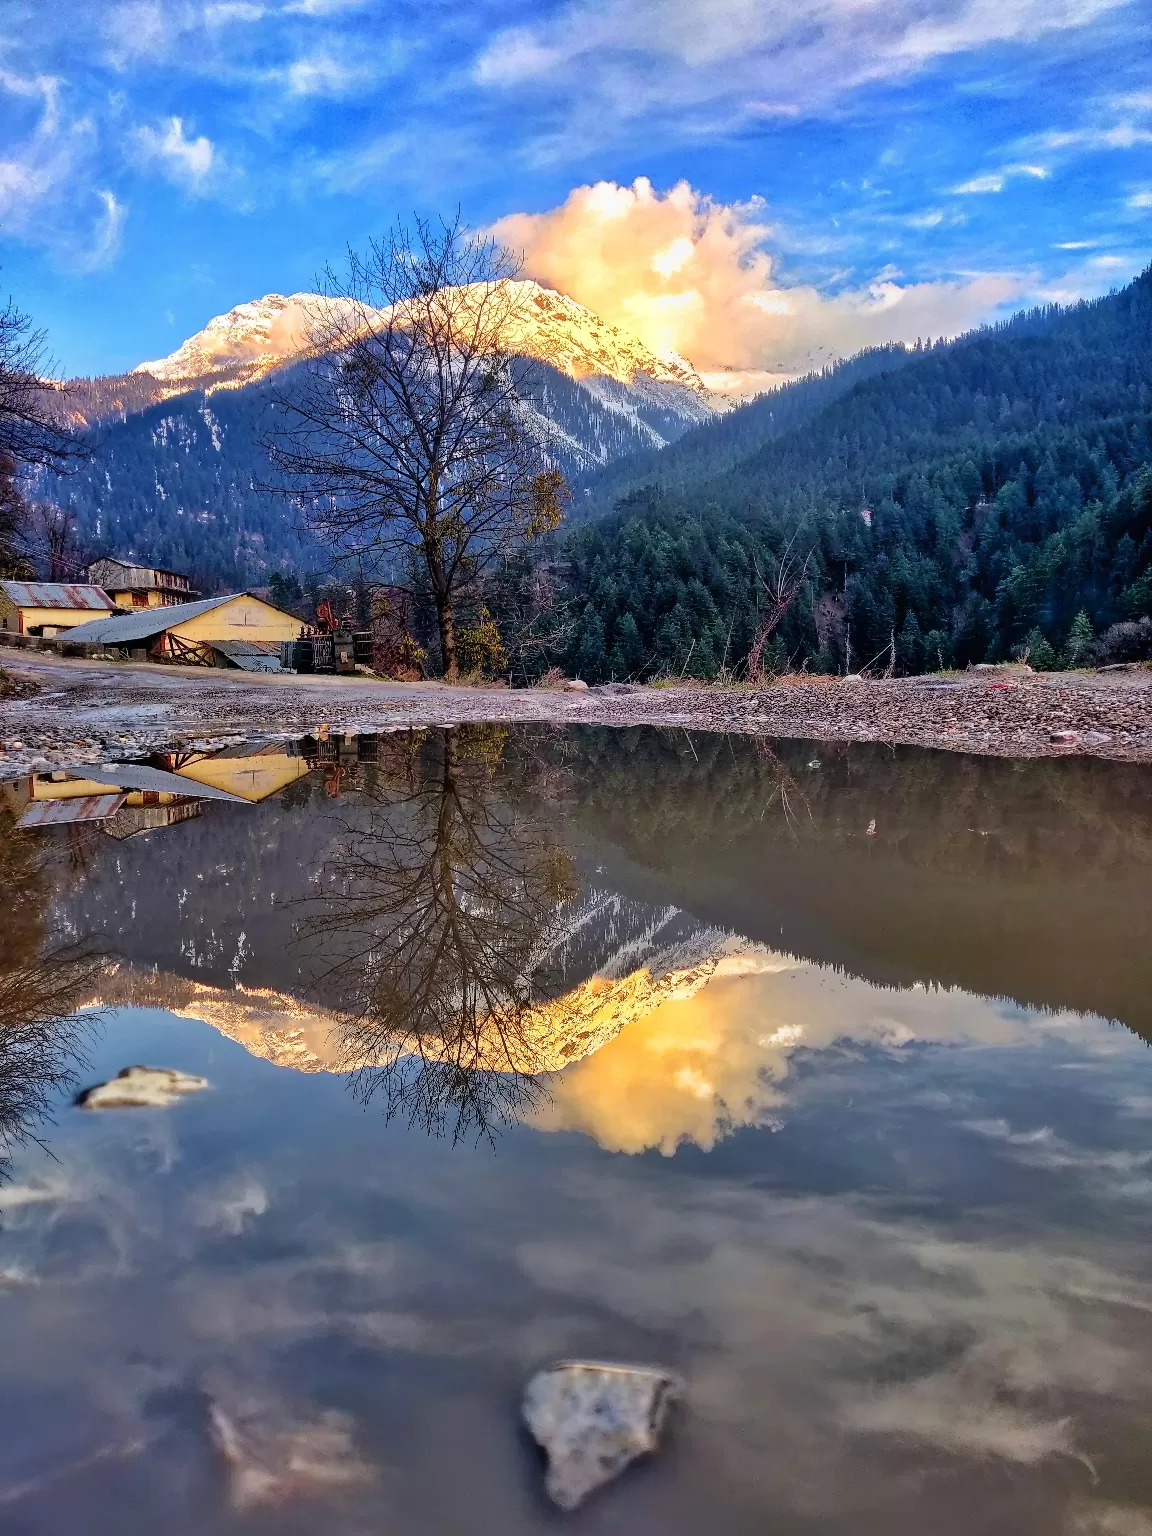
2,0,1150,379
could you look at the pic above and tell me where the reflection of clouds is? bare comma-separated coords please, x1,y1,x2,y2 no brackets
7,975,1152,1527
1070,1506,1152,1535
517,1179,1152,1513
207,1385,376,1509
966,1118,1152,1197
537,953,1118,1155
189,1173,269,1237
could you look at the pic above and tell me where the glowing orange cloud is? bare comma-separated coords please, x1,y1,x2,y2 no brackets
491,178,1024,392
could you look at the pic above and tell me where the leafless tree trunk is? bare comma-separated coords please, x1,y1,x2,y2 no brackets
266,216,567,679
746,529,815,682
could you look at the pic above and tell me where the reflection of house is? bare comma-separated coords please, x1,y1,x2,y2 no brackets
9,761,247,834
87,558,199,609
162,744,310,803
0,580,118,637
61,592,302,664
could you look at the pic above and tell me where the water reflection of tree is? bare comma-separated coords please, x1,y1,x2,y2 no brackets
303,726,578,1142
0,810,103,1183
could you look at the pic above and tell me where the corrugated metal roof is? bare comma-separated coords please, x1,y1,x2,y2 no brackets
19,793,125,827
212,640,284,672
61,593,240,646
1,581,117,612
70,762,249,803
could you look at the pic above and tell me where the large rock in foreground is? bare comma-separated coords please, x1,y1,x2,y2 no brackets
75,1065,209,1108
522,1360,683,1510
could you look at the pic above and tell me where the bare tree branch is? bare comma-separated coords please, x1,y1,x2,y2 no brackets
265,215,568,677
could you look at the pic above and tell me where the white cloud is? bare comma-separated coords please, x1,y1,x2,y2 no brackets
133,115,214,188
954,174,1006,193
278,53,376,97
101,1,172,66
953,162,1049,194
1128,190,1152,209
472,0,1133,134
0,68,124,270
85,188,127,269
491,177,1025,382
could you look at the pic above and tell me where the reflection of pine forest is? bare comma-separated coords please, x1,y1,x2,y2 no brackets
13,725,1152,1151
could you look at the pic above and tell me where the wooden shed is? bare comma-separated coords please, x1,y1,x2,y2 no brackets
0,580,119,637
61,591,304,663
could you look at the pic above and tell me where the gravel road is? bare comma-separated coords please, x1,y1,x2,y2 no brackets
3,647,1152,776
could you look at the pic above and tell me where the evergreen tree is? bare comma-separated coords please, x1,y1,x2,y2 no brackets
897,610,925,675
1064,610,1095,669
1023,627,1058,671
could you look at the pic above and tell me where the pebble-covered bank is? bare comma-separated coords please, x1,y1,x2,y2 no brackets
2,648,1151,778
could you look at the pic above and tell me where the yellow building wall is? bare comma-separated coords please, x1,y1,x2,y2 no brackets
8,606,113,634
172,755,310,802
166,595,301,647
108,589,168,609
30,776,182,806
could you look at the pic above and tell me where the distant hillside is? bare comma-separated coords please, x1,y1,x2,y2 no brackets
556,267,1152,680
43,279,723,592
570,342,915,523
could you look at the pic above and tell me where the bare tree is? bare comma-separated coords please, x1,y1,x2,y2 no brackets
0,297,79,470
23,500,87,580
745,528,815,683
0,294,84,577
0,453,34,579
298,726,579,1143
267,216,568,678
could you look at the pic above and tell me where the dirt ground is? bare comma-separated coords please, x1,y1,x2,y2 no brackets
2,646,1152,775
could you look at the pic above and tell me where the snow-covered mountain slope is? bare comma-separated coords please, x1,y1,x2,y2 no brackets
132,280,714,400
50,283,723,585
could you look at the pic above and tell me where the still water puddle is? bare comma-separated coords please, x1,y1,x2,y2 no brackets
2,726,1152,1534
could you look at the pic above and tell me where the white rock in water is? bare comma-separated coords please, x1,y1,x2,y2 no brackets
76,1065,209,1109
522,1360,683,1511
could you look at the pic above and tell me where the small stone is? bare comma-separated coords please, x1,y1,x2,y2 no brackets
522,1360,683,1511
75,1065,210,1109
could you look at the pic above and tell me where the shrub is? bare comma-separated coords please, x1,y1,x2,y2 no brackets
1092,617,1152,666
455,608,508,678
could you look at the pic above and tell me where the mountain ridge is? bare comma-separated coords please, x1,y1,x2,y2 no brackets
130,279,716,400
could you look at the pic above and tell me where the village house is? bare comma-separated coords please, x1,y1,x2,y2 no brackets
86,558,199,608
62,590,304,666
0,580,120,637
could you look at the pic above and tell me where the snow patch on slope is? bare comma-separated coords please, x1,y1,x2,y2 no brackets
133,281,719,404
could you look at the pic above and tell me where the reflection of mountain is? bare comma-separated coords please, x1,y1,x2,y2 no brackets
96,896,760,1079
48,725,1152,1077
538,730,1152,1042
538,953,1117,1156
